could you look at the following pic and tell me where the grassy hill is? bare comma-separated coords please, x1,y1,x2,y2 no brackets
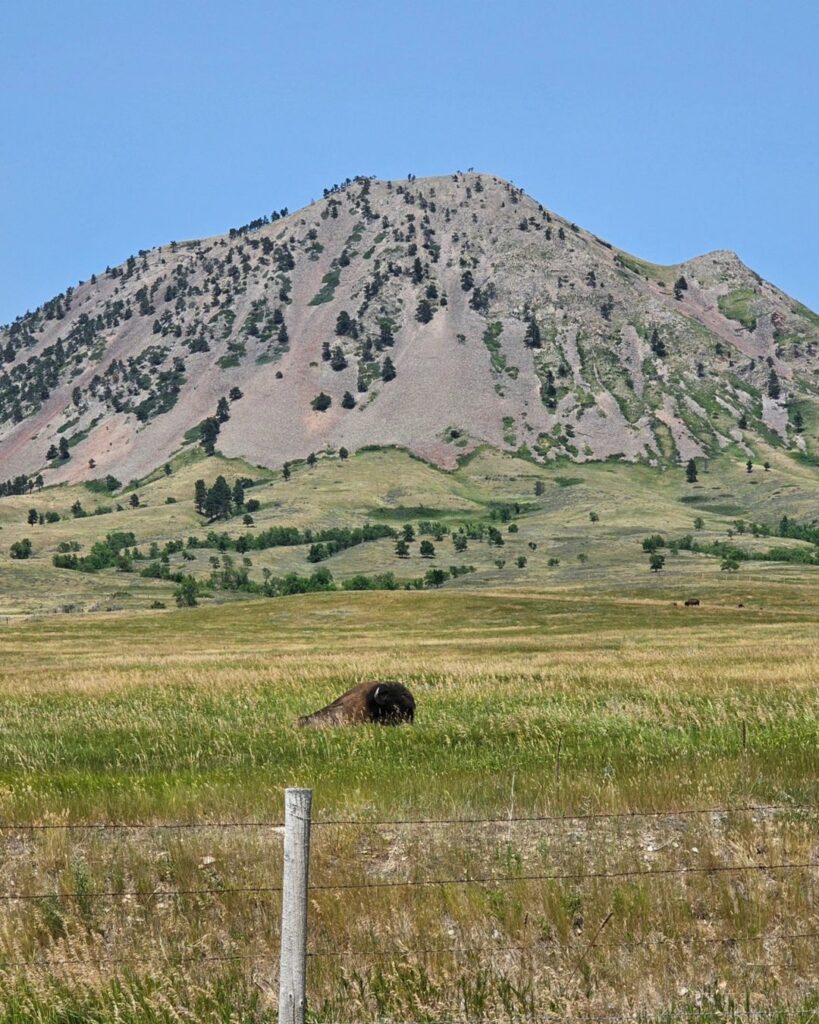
1,442,817,619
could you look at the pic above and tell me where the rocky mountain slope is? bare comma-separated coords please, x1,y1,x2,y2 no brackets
1,172,817,486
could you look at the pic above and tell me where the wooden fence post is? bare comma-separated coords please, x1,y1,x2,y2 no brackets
278,788,312,1024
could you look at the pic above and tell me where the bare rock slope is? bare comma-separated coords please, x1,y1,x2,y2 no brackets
1,173,817,485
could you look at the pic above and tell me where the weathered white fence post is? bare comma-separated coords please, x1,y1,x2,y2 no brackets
278,788,312,1024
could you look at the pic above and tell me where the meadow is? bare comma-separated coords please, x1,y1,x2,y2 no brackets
0,446,817,1021
0,581,817,1023
1,443,818,619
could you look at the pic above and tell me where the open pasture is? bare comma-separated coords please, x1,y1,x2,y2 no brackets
0,586,817,1021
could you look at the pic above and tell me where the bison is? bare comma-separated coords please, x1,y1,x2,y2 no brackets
296,681,416,728
684,598,700,607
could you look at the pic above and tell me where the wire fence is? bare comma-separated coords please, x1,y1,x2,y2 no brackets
0,798,817,1020
0,800,808,832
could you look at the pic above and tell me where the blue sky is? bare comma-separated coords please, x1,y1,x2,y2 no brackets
1,0,817,324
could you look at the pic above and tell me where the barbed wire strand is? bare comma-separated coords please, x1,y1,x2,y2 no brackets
310,803,814,829
314,1013,818,1024
306,860,817,892
0,859,814,904
305,929,819,960
0,819,285,833
0,951,272,970
0,884,282,903
0,802,813,834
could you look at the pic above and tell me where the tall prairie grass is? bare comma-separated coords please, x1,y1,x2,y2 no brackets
0,588,816,1020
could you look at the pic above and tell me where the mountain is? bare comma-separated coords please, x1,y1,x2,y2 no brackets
1,172,817,487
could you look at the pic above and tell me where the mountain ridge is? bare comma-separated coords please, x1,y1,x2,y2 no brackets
1,172,817,486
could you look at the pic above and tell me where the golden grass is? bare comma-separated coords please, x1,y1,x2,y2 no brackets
0,586,817,1020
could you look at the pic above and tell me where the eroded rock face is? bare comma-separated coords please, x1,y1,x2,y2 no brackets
2,172,816,484
296,681,416,728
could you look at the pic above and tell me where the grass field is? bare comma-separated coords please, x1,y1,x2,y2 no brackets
0,581,817,1022
0,446,817,1020
1,444,818,618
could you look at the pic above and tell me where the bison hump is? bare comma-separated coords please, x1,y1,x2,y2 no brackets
296,680,415,727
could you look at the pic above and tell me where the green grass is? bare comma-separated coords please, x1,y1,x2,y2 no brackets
1,587,817,819
718,288,759,331
793,300,819,328
2,445,817,617
308,268,341,305
614,249,680,285
0,585,817,1020
0,443,817,1017
482,321,509,374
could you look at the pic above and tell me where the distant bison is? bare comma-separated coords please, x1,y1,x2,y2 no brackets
296,681,416,728
684,598,700,607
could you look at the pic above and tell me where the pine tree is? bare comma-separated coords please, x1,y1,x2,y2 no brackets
200,417,220,455
686,459,698,483
232,479,245,507
382,357,396,382
205,476,232,520
216,397,230,423
58,437,70,460
767,369,781,399
541,370,557,409
415,299,433,324
341,391,356,409
282,462,291,480
650,328,667,357
194,479,207,515
27,508,38,525
330,346,348,371
339,447,349,460
524,316,542,349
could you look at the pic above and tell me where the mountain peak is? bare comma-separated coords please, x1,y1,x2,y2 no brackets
1,174,816,485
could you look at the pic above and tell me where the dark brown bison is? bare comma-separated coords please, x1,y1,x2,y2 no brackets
296,681,416,728
684,598,700,607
